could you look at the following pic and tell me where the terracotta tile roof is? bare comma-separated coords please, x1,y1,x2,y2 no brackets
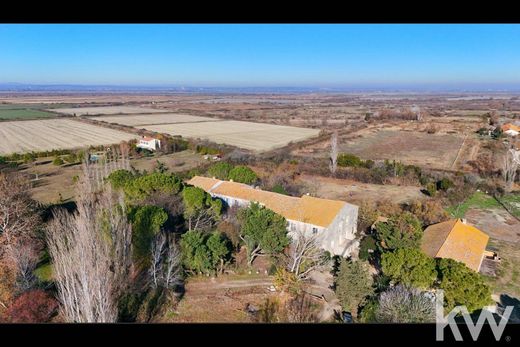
186,176,351,227
141,136,156,141
186,176,221,192
501,123,520,133
421,219,489,272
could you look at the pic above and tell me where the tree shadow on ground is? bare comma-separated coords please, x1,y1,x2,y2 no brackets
498,294,520,323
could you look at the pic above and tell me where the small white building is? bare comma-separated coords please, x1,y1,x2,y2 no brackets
187,176,360,258
501,124,520,137
137,136,161,151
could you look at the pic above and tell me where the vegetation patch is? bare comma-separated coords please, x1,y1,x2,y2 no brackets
446,191,501,219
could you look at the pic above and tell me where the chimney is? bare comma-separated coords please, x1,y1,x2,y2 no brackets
305,193,310,196
461,218,467,224
229,179,233,182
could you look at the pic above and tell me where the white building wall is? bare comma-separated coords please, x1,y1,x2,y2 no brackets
211,192,359,258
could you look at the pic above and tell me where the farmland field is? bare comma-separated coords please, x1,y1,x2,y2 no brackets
0,119,138,155
144,120,321,151
0,104,63,120
50,105,168,116
92,113,217,126
339,129,466,170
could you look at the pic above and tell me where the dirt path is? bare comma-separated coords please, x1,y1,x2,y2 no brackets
185,276,274,295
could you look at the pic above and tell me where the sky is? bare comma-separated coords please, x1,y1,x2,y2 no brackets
1,24,520,89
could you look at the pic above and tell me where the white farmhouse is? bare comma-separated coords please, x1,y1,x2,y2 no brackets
137,136,161,151
187,176,360,258
501,123,520,137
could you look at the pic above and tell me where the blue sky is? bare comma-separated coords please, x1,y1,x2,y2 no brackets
1,24,520,88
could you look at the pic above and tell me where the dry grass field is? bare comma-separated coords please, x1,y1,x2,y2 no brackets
91,113,217,126
144,120,321,151
338,129,465,169
50,106,167,116
0,119,138,155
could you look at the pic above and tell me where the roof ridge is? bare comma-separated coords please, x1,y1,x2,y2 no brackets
432,219,459,257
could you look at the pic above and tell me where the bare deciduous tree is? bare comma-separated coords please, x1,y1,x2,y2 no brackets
149,232,182,290
329,131,338,176
0,173,40,248
501,147,520,192
6,239,39,292
46,161,132,323
287,229,327,281
376,285,435,323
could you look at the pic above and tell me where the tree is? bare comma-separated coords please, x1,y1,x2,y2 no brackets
0,262,16,310
149,232,182,290
180,231,211,274
286,229,327,281
128,205,168,266
501,147,519,193
207,161,234,180
438,258,492,313
238,203,290,266
329,131,338,175
5,238,39,291
107,169,135,189
0,173,41,250
335,259,374,317
179,230,230,275
207,232,230,274
375,284,435,323
46,162,132,323
375,212,423,251
182,186,222,231
115,172,182,203
381,248,437,289
228,166,258,184
4,289,59,323
0,173,41,292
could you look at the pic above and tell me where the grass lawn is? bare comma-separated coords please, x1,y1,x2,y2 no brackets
446,191,501,219
496,193,520,219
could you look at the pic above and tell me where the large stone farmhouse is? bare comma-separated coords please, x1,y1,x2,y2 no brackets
187,176,360,258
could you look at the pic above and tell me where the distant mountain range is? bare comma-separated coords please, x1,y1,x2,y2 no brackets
1,83,520,94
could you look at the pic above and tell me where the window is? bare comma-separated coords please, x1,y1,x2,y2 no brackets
291,224,296,232
312,227,318,234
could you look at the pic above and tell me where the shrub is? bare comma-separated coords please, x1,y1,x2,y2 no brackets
337,153,363,167
437,178,454,191
228,166,258,184
426,182,437,197
408,200,449,226
52,156,64,166
271,184,289,195
359,235,377,261
207,161,234,180
4,289,59,323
